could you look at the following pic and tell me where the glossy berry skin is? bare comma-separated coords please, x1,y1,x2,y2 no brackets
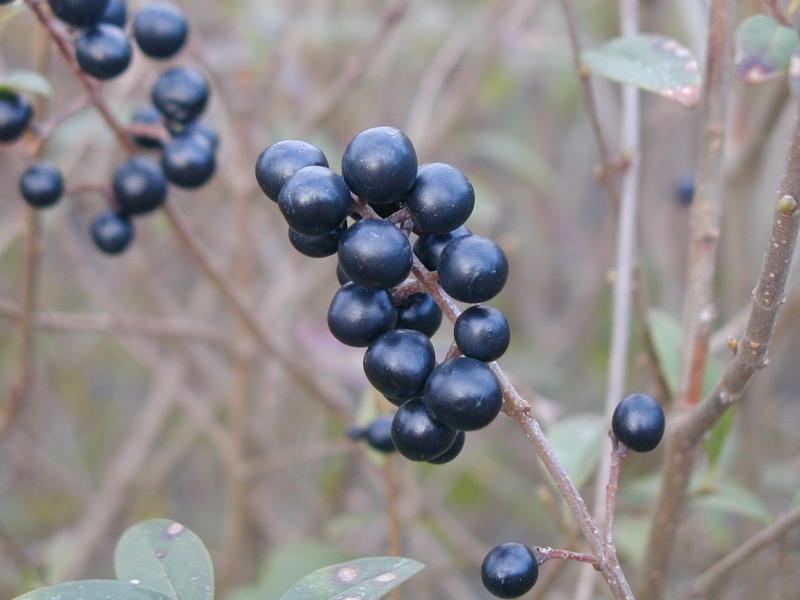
48,0,110,27
75,25,132,80
438,234,509,303
391,398,456,462
365,415,396,454
152,67,209,124
454,305,510,363
413,225,470,271
255,140,328,202
278,166,351,236
99,0,126,26
161,136,216,189
396,293,442,338
364,329,436,405
336,263,351,285
113,156,168,215
0,92,32,143
338,219,412,290
612,393,665,453
91,210,134,255
327,283,397,347
427,430,465,465
288,222,346,258
134,2,188,59
424,357,502,431
342,126,417,204
481,543,539,599
170,121,219,152
405,163,474,234
19,162,63,209
130,106,164,149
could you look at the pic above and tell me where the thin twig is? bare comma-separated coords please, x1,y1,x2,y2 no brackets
604,437,626,548
535,546,601,569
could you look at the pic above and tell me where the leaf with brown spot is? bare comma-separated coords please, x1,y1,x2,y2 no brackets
582,34,701,108
735,15,799,84
278,557,425,600
12,580,173,600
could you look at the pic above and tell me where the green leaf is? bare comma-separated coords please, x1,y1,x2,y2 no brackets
13,580,172,600
114,519,214,600
646,308,681,396
582,34,701,108
703,407,735,478
693,480,772,524
278,557,425,600
735,15,800,84
0,71,54,97
547,414,605,490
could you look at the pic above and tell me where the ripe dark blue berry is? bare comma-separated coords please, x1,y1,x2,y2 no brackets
288,222,346,258
336,263,351,285
675,173,695,206
454,305,510,363
364,329,436,405
171,121,219,152
365,415,396,453
327,283,397,347
75,24,132,80
427,430,465,465
481,543,539,599
338,219,412,290
48,0,110,27
152,67,209,124
91,210,134,255
405,163,474,234
113,156,168,215
278,166,351,236
424,357,502,431
19,162,63,209
0,92,32,143
133,2,188,59
391,397,456,462
413,225,470,271
99,0,126,26
342,126,417,204
396,293,442,338
161,136,216,188
438,234,509,303
255,140,328,202
130,106,164,149
612,393,665,453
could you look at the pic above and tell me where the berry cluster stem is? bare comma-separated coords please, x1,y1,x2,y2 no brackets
535,546,601,569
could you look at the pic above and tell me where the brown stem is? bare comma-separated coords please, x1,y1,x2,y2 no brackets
535,546,602,569
765,0,791,25
604,437,627,549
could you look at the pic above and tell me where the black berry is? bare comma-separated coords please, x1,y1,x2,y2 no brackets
171,121,219,152
130,106,164,149
0,91,32,143
364,329,436,405
338,219,412,290
75,24,132,80
336,263,351,285
19,162,63,209
161,135,216,188
454,305,510,362
113,156,168,215
424,357,502,431
288,222,346,258
427,430,465,465
364,415,396,454
91,210,134,255
396,293,442,338
277,166,351,236
612,393,665,453
255,140,328,202
133,2,188,59
327,283,397,347
675,173,695,206
369,200,403,219
342,126,417,204
99,0,126,26
481,543,539,599
413,225,470,271
152,67,209,124
48,0,110,27
438,234,508,303
405,163,474,234
391,398,456,462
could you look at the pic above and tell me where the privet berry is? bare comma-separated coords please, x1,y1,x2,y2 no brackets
0,91,32,143
338,219,412,290
19,162,63,209
255,139,328,202
75,24,132,80
363,329,436,405
390,397,456,462
173,121,219,152
454,305,510,363
342,126,417,204
130,106,164,149
133,2,189,60
99,0,127,27
427,430,465,465
288,223,346,258
438,234,509,303
278,166,351,236
336,263,351,286
161,135,216,189
152,67,210,124
412,225,470,271
113,156,168,215
91,210,134,255
395,293,442,338
364,415,396,454
405,163,474,234
327,283,397,347
612,393,665,453
481,543,539,599
47,0,110,27
424,357,503,431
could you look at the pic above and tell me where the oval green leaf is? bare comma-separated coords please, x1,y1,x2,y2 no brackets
13,580,173,600
735,15,800,84
547,414,605,490
0,71,54,97
278,557,425,600
582,34,701,108
114,519,214,600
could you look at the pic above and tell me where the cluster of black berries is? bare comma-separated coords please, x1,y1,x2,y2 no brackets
255,126,512,466
1,0,217,256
